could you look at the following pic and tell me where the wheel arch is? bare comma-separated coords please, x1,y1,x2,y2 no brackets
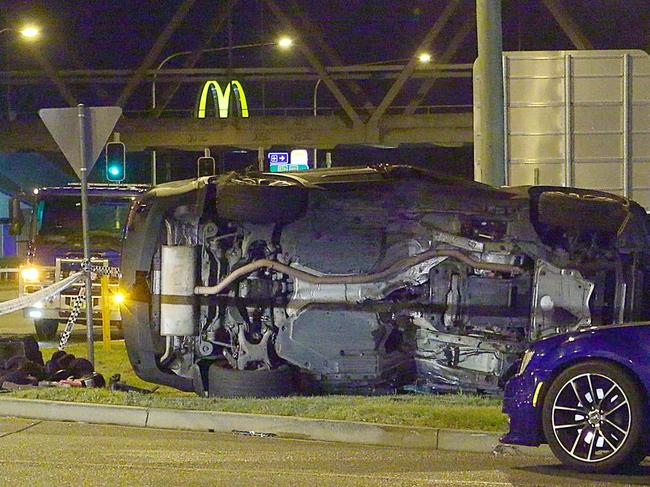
537,355,650,442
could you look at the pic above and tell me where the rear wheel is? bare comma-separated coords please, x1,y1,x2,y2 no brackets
542,361,646,473
207,364,298,398
34,319,59,341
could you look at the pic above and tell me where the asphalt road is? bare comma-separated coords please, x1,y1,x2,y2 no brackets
0,417,647,486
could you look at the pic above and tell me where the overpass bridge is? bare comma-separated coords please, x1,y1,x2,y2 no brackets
0,61,474,152
0,111,472,152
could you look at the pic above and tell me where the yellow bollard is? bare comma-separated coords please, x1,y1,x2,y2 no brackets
100,275,112,351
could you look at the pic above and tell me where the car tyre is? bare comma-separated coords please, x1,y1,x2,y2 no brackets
216,182,307,224
542,360,646,473
34,319,59,341
207,364,298,398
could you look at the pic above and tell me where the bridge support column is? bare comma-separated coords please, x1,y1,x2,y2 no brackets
475,0,505,187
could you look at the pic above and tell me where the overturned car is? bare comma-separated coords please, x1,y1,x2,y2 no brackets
120,165,650,397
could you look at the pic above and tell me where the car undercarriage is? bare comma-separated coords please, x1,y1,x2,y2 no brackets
120,165,650,397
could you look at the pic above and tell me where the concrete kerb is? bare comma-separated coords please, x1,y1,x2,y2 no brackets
0,397,551,456
0,398,148,427
146,407,439,449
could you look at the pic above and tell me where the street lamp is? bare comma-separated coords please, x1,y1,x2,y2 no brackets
151,38,292,110
277,36,293,49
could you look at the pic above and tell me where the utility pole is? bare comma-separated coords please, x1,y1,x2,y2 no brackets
475,0,505,187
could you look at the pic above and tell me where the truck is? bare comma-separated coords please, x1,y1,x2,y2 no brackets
11,183,148,340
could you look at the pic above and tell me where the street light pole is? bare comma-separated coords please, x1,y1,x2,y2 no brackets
310,54,432,170
151,42,277,110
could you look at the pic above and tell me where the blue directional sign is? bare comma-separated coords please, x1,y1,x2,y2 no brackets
268,151,310,173
268,152,290,172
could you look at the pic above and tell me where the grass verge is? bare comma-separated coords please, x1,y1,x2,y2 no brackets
4,340,507,432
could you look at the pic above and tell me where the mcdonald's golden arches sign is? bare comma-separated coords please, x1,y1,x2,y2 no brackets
196,80,249,119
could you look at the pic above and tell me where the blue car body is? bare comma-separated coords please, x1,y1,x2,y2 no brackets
501,322,650,449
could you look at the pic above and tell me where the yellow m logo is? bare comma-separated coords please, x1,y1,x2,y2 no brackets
196,80,249,119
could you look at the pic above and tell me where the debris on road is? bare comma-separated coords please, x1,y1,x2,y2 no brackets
108,374,158,394
232,430,277,439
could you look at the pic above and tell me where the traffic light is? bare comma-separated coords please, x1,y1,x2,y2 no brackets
197,155,216,177
105,142,126,182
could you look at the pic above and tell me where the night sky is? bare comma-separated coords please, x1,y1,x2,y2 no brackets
3,1,649,68
1,0,648,112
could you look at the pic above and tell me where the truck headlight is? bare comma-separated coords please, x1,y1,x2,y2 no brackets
21,267,40,282
519,349,535,375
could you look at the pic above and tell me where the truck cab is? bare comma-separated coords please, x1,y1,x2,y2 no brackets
16,183,148,340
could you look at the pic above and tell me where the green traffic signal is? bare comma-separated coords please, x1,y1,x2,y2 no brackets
105,142,126,182
108,164,123,178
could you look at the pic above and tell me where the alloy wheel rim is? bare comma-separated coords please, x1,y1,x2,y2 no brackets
551,372,631,463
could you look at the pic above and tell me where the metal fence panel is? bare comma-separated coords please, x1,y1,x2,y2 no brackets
474,49,650,210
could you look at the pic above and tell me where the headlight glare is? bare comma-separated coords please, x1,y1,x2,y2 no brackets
21,267,39,282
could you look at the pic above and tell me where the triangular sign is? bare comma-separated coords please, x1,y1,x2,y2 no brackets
39,106,123,179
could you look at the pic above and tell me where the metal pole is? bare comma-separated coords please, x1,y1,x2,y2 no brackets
563,54,573,187
77,103,94,365
313,78,321,168
258,147,264,172
150,42,276,111
475,0,505,187
622,53,631,198
152,149,157,186
101,275,111,351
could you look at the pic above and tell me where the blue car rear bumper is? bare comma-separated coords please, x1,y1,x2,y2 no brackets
500,369,552,447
